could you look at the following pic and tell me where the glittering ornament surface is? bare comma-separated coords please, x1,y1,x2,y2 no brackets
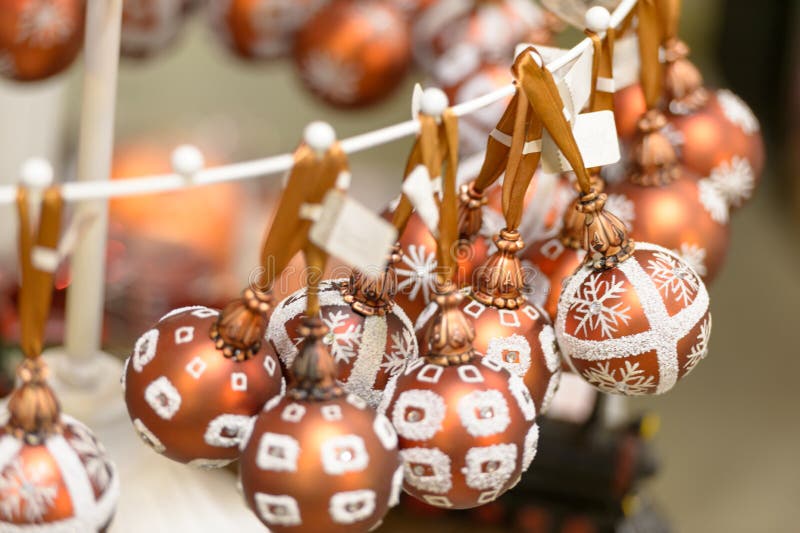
0,414,119,530
0,0,84,81
209,0,327,60
269,280,419,408
120,0,187,58
123,306,284,466
556,242,711,396
293,0,411,107
240,394,402,532
416,291,561,415
381,357,538,509
607,174,730,282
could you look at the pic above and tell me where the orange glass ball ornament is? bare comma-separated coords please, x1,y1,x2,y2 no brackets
123,305,284,466
269,278,419,408
0,0,85,81
556,242,711,396
613,84,647,142
209,0,326,60
120,0,190,58
381,354,538,509
293,0,411,107
0,415,119,530
523,237,586,321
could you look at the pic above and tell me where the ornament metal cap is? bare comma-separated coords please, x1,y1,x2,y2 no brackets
421,282,477,366
342,244,401,316
288,316,344,401
578,188,635,270
6,358,62,443
210,288,272,361
663,39,709,115
630,109,680,186
457,181,488,241
473,229,527,309
560,173,605,249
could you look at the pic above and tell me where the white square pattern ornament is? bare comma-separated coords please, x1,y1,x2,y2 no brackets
541,110,621,174
308,190,398,273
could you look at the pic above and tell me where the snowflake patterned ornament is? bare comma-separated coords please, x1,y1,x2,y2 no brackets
269,253,419,409
557,241,712,396
0,0,85,81
123,291,284,466
0,359,119,531
293,0,411,107
241,316,402,532
382,285,538,509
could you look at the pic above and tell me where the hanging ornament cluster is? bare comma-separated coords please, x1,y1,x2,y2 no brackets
1,183,119,530
0,0,85,81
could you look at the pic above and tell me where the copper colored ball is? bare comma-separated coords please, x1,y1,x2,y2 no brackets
668,89,765,206
607,173,730,283
240,394,402,532
415,293,561,415
209,0,326,60
523,238,585,320
0,0,85,81
0,415,118,529
385,207,490,323
123,306,284,466
268,279,419,408
381,357,538,509
556,242,712,396
120,0,189,59
293,0,411,107
613,84,648,142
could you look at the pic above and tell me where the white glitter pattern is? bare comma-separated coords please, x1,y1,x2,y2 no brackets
144,376,182,420
707,156,756,209
391,389,446,440
457,390,511,437
485,334,531,378
569,273,631,339
396,244,438,304
256,433,300,472
717,89,760,135
698,178,730,224
684,315,712,374
254,493,302,526
301,50,361,104
320,435,369,475
401,447,452,494
581,361,657,395
522,423,539,471
132,329,158,372
462,443,518,491
646,251,700,306
204,414,252,448
329,490,376,524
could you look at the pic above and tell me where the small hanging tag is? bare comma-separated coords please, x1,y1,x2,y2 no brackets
613,35,640,90
540,110,621,173
309,190,398,274
516,43,567,67
562,45,594,117
402,164,440,235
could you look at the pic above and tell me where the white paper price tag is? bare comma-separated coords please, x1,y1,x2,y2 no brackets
402,164,440,235
545,372,598,424
562,45,593,118
541,110,621,173
613,35,640,90
309,190,398,273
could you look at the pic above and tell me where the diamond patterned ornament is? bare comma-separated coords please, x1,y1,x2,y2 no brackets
0,0,85,81
556,242,711,396
269,273,419,409
123,303,284,466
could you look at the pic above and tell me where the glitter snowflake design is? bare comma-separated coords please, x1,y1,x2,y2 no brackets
0,51,16,77
68,423,113,491
396,244,438,303
717,89,760,135
697,178,730,224
684,316,711,374
301,50,361,104
16,0,75,47
646,251,699,306
569,273,631,339
382,329,415,376
322,310,363,364
604,193,635,230
674,243,707,278
707,156,755,209
0,461,58,522
582,361,656,395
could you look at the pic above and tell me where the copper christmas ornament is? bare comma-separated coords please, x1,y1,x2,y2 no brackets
557,241,711,396
120,0,190,59
123,298,284,467
0,0,85,81
382,287,538,509
269,259,419,408
209,0,327,60
293,0,411,107
613,84,647,142
1,360,119,531
240,316,402,532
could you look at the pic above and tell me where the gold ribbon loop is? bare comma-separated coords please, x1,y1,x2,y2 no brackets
435,110,460,285
471,90,521,194
586,26,616,113
637,0,665,109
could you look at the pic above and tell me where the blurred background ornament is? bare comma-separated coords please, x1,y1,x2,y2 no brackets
120,0,190,59
293,0,411,107
123,298,284,466
209,0,328,60
539,0,621,29
0,0,85,81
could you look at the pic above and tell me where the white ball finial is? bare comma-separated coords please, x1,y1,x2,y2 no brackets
304,121,336,154
585,6,611,33
20,158,54,189
420,87,448,117
171,145,205,177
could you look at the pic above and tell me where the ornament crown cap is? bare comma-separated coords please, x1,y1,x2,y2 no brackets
422,282,477,366
630,109,680,186
560,173,604,248
210,288,272,361
288,316,344,401
6,358,62,443
577,189,635,270
342,244,402,316
457,182,488,240
663,38,709,115
473,229,527,309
